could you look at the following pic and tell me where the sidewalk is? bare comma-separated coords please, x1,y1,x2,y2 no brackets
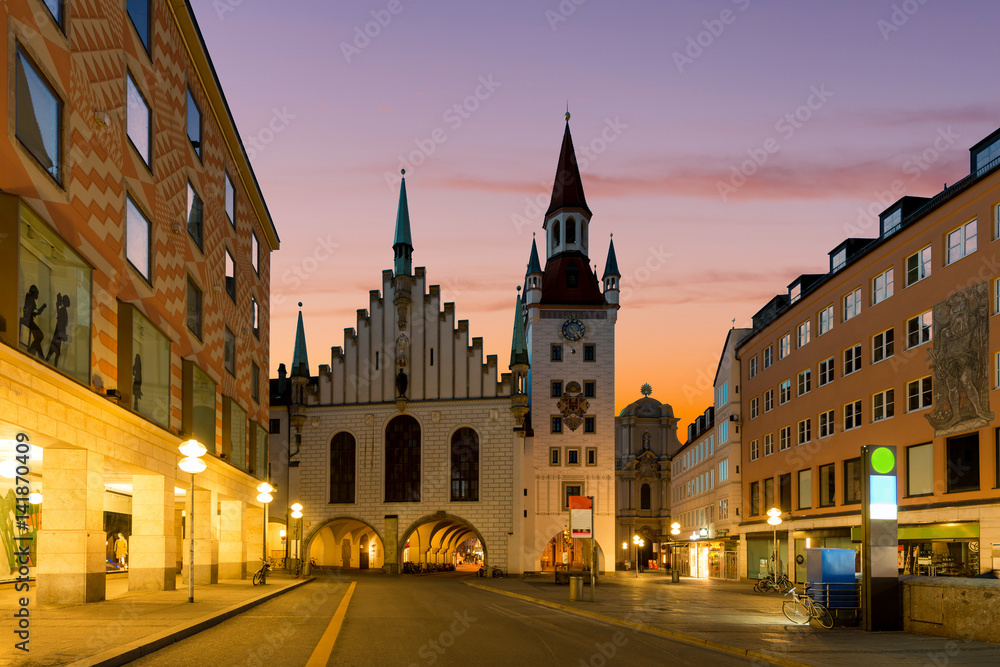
0,573,310,667
466,572,1000,666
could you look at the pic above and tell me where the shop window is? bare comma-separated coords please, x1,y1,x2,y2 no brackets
15,204,92,384
451,427,479,502
250,421,267,478
15,47,62,181
844,457,862,504
225,397,247,470
749,481,759,516
819,463,835,507
764,477,774,511
126,196,151,281
906,442,933,496
119,304,170,427
385,415,421,502
798,469,812,509
640,483,651,510
946,433,980,493
330,432,356,503
182,360,216,453
187,183,203,249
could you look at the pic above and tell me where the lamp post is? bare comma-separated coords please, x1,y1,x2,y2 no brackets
670,522,681,583
291,502,303,572
632,535,644,577
178,439,207,603
767,507,783,579
622,541,628,571
256,482,274,575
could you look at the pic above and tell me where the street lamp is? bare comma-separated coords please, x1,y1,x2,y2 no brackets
670,522,680,583
291,502,304,572
256,482,274,575
632,534,644,578
767,507,783,578
621,541,628,571
178,438,207,603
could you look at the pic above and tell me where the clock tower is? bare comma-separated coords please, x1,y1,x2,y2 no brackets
519,114,621,573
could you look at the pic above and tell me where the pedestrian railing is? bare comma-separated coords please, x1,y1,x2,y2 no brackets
805,581,861,625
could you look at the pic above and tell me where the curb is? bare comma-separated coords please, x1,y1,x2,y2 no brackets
66,578,315,667
463,580,808,667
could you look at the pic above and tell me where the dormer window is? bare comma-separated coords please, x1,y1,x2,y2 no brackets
974,136,1000,174
882,209,902,237
790,284,801,304
566,218,576,244
831,248,847,272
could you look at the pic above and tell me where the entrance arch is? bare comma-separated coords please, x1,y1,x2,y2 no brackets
305,516,385,570
399,513,487,569
538,528,606,573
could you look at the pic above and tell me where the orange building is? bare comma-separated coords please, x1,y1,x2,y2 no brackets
0,0,278,602
738,127,1000,583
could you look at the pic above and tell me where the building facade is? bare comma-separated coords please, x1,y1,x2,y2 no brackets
0,0,278,602
738,127,1000,582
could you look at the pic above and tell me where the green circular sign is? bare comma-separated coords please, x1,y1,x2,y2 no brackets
871,447,895,474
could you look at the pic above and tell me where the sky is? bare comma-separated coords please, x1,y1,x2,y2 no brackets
191,0,1000,434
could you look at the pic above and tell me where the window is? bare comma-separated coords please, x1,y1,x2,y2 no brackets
831,248,847,272
15,47,62,181
567,448,580,465
584,381,595,398
873,328,894,363
763,433,773,456
251,297,260,338
224,327,236,376
873,389,894,422
907,442,933,496
749,439,759,461
718,420,729,443
269,418,280,434
187,183,203,248
252,232,260,274
126,195,151,280
819,463,835,507
946,433,980,493
586,448,597,466
843,344,861,375
882,208,902,236
763,346,773,369
779,334,791,359
779,379,791,405
818,357,835,386
551,416,562,433
797,369,811,396
946,220,977,264
125,306,171,427
187,88,201,157
749,356,758,378
749,481,759,516
126,72,151,166
844,457,862,504
251,361,260,403
763,389,773,412
872,267,894,305
749,397,759,420
550,448,560,465
385,415,421,502
225,249,236,300
551,344,562,361
566,218,576,244
813,410,832,439
818,305,833,335
844,399,861,430
797,419,811,445
798,469,812,509
225,172,236,225
717,382,729,405
451,428,479,501
779,473,792,512
584,344,595,361
843,287,861,321
907,376,933,411
905,245,932,286
584,416,596,433
906,311,932,348
186,278,202,338
551,380,563,397
126,0,151,53
764,477,774,509
779,426,791,451
640,483,651,509
226,398,247,470
790,284,801,304
330,432,356,503
562,483,582,510
184,362,216,452
797,321,811,348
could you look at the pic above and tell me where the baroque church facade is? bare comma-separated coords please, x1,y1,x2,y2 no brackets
269,118,622,574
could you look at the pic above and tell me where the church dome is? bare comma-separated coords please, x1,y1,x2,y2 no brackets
618,396,673,419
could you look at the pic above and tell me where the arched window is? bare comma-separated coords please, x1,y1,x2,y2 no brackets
566,218,576,244
581,220,588,250
386,415,420,502
552,220,561,248
640,483,651,510
330,432,356,503
451,427,479,501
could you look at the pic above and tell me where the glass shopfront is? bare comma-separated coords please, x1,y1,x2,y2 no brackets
130,308,171,427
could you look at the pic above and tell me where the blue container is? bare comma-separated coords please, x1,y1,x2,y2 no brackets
805,548,856,609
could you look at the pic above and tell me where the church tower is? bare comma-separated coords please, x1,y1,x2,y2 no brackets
523,114,620,573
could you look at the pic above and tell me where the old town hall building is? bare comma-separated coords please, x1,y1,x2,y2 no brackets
269,117,621,575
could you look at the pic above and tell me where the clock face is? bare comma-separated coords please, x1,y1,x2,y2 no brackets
561,318,586,341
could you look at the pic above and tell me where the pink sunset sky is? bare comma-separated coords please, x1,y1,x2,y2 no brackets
191,0,1000,434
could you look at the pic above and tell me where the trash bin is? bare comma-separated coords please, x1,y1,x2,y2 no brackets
569,576,583,601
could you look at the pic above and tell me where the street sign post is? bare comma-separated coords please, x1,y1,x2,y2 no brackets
569,495,595,601
861,444,901,631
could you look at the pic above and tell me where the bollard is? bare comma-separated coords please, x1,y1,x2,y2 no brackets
569,575,583,601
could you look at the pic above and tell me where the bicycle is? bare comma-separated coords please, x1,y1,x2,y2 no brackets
782,587,833,628
290,558,302,578
253,557,271,586
754,571,791,593
478,565,503,578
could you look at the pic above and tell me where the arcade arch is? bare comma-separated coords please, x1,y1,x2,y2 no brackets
538,528,606,573
400,514,487,569
306,517,385,570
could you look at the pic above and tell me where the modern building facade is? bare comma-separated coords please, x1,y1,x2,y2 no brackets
0,0,278,602
738,127,1000,582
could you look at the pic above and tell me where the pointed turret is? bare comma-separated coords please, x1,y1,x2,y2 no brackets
291,303,310,378
527,236,542,275
393,171,413,276
546,119,591,219
524,235,543,307
603,236,620,279
603,236,620,314
509,290,529,369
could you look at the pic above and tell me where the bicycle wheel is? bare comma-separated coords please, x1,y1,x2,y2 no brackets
782,600,810,625
753,580,762,593
812,602,834,629
253,570,264,586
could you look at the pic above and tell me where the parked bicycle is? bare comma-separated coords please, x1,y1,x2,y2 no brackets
252,557,270,586
754,571,791,593
290,558,302,578
782,587,833,628
477,565,503,578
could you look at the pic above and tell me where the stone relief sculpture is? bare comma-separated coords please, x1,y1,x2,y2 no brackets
926,282,994,437
557,381,589,431
636,454,658,480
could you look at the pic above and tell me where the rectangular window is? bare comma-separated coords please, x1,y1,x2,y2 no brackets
251,361,260,403
797,369,811,396
584,381,595,398
764,433,773,456
907,376,933,411
224,326,236,376
872,267,894,305
718,420,728,443
844,457,862,504
584,344,596,361
843,344,861,375
227,398,247,471
749,397,759,420
873,328,894,363
126,72,151,166
946,219,977,264
551,416,562,433
551,380,563,397
763,389,773,412
126,195,151,281
779,334,791,359
187,182,203,249
126,0,151,53
798,469,812,509
819,409,834,438
749,356,758,378
779,426,791,451
749,439,759,461
252,232,260,274
844,399,862,430
907,442,933,496
779,473,792,512
15,47,62,181
905,245,932,286
567,448,580,465
225,249,236,300
717,381,729,405
549,447,560,465
749,481,759,516
947,433,980,493
790,284,801,304
184,361,216,452
584,416,596,433
797,321,811,348
819,463,835,507
586,448,597,466
818,305,834,335
251,296,260,338
187,88,201,157
125,306,171,428
779,379,791,405
872,388,894,422
818,356,834,386
562,484,582,511
551,344,562,361
763,345,773,369
906,311,933,348
764,477,774,510
831,248,847,272
843,287,861,321
797,419,811,445
269,418,281,434
187,277,202,338
225,171,236,225
882,209,902,236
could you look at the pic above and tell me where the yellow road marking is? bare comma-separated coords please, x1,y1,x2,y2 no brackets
305,581,357,667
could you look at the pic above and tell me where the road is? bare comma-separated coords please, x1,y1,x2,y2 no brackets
130,571,753,667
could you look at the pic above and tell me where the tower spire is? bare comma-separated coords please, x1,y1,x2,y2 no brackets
526,234,542,275
393,170,413,276
291,302,310,378
603,234,620,279
509,288,529,369
546,117,591,219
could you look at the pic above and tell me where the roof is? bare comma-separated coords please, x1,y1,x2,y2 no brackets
545,122,592,218
603,237,620,278
540,252,605,305
509,292,529,368
526,238,542,275
291,309,310,378
618,396,674,419
393,176,412,247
